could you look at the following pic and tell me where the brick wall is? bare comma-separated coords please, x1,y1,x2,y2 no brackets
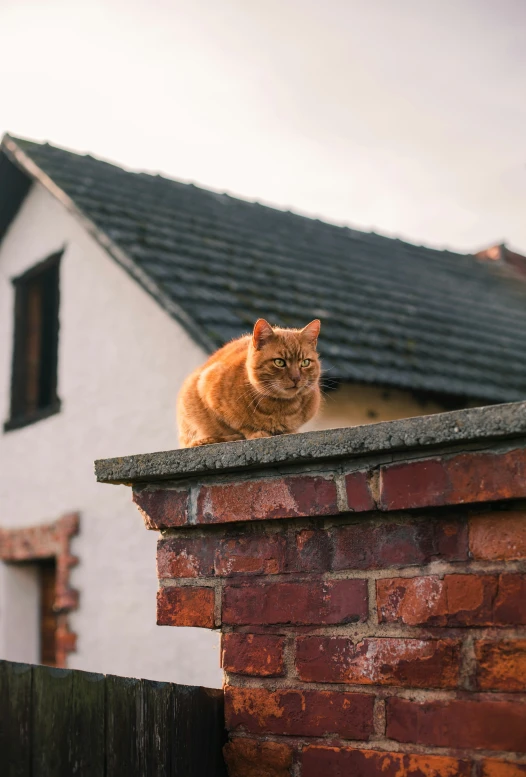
96,404,526,776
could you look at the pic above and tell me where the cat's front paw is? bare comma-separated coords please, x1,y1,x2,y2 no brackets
245,430,272,440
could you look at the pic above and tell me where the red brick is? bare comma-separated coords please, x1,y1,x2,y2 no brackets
345,471,376,511
214,534,286,576
222,634,285,676
301,746,471,777
286,528,332,573
225,686,374,739
224,738,293,777
156,586,215,628
386,697,526,752
377,574,526,627
223,579,368,626
379,449,526,511
470,511,526,560
475,640,526,692
494,574,526,625
157,536,215,578
133,488,189,529
296,637,461,688
196,475,338,525
481,761,526,777
333,518,467,571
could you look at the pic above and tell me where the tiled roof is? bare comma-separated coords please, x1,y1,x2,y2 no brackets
2,135,526,402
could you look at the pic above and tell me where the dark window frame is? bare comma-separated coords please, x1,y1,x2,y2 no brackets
4,251,62,432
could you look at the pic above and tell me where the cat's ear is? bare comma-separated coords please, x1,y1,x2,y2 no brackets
252,319,275,350
301,319,321,347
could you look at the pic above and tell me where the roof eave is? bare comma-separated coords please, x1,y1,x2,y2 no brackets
0,134,217,355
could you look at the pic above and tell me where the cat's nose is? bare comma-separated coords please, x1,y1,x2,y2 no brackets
290,372,301,386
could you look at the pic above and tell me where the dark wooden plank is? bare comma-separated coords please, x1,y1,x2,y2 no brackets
0,660,32,777
173,685,227,777
105,674,144,777
32,664,105,776
142,679,176,777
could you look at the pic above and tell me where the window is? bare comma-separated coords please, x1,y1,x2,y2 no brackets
5,252,61,430
0,514,79,668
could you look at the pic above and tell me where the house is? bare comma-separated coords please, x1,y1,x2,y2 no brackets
0,134,525,687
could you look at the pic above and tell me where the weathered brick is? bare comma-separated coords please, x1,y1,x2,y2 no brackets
133,488,189,529
470,511,526,560
222,634,285,677
481,761,526,777
157,536,215,578
156,586,215,628
224,738,293,777
377,574,526,627
296,637,461,688
333,518,467,571
196,475,338,524
215,534,286,576
475,640,526,692
286,528,332,573
301,746,471,777
387,697,526,752
223,579,368,626
494,574,526,625
379,449,526,511
225,686,374,739
345,471,376,511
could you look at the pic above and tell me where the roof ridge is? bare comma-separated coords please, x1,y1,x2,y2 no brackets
3,133,469,259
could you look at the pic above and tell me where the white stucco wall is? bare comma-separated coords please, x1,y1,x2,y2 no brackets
0,563,40,664
0,182,222,687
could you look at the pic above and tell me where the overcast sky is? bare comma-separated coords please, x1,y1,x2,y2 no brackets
1,0,525,254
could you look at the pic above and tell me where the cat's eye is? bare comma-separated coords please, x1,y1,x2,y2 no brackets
274,358,286,367
301,359,311,367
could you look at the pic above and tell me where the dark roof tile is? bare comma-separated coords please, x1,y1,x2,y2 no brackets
3,135,526,402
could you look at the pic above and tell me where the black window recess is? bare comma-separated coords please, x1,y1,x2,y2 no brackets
6,252,61,430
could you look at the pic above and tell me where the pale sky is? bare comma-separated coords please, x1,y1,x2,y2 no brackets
1,0,525,254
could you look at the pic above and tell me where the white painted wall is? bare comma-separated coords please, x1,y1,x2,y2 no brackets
0,563,40,664
0,183,222,687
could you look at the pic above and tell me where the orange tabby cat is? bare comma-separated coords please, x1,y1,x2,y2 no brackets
177,319,321,447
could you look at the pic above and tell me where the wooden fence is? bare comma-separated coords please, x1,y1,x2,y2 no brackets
0,659,227,777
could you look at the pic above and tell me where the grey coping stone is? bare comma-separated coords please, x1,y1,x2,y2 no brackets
95,400,526,485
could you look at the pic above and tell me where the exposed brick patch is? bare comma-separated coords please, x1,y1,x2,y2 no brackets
196,476,338,525
222,634,285,677
295,637,461,688
224,738,293,777
0,513,79,668
386,697,526,752
333,518,467,571
286,528,332,573
470,511,526,560
156,586,215,628
133,487,189,529
344,471,376,511
481,761,526,777
157,536,215,578
215,535,286,576
379,449,526,510
223,579,368,626
377,574,526,627
475,640,526,692
157,532,287,578
225,686,374,738
301,746,471,777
